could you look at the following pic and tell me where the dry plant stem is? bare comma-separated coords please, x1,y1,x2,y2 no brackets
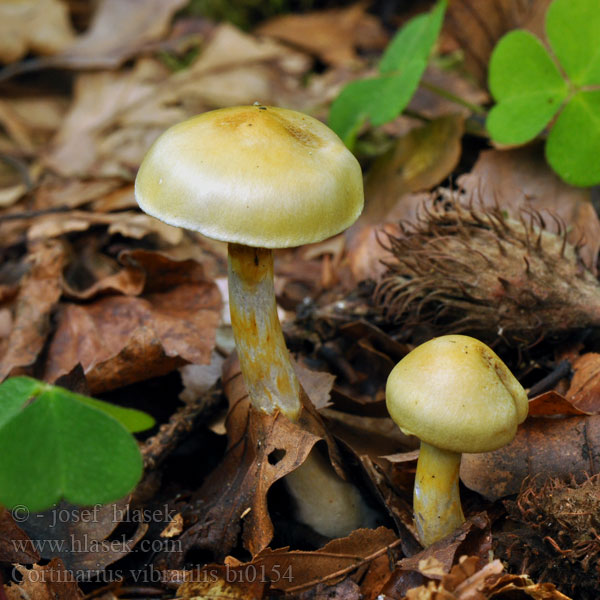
414,442,464,547
228,243,301,420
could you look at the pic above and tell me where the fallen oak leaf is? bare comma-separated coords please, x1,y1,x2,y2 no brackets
44,282,221,393
257,527,399,593
173,400,323,561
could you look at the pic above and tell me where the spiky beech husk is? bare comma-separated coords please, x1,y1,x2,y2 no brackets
375,202,600,344
497,475,600,599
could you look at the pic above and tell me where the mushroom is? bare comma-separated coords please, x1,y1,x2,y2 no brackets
385,334,528,547
135,104,371,537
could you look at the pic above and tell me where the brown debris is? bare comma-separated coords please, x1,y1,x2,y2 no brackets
498,475,600,598
567,353,600,414
457,147,600,272
44,281,221,392
19,499,147,572
0,239,66,380
0,0,74,64
375,202,600,344
256,4,388,67
460,415,600,501
5,558,83,600
0,508,40,564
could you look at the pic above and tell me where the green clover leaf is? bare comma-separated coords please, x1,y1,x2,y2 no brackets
0,377,154,511
329,0,446,147
487,0,600,186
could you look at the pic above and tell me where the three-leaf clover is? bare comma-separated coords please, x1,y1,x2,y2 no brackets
329,0,447,147
0,377,154,512
487,0,600,186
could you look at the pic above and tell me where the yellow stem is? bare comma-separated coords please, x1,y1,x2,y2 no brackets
228,243,301,420
414,441,464,546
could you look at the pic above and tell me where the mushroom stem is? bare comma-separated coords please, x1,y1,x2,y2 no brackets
414,441,464,547
228,242,301,420
228,242,373,537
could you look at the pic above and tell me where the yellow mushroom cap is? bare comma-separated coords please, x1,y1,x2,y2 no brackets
134,105,364,248
386,335,528,454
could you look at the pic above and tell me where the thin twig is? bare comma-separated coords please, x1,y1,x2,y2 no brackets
284,539,402,593
142,383,224,471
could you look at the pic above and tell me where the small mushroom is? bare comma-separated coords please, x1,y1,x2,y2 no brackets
135,105,371,537
385,334,528,547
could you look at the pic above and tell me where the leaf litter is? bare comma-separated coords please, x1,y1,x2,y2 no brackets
1,1,600,598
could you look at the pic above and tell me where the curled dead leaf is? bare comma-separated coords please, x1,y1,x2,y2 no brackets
0,240,66,380
566,353,600,414
45,281,221,393
256,4,387,67
0,0,74,64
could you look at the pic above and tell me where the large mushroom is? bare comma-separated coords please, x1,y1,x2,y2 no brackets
385,335,528,547
135,104,371,537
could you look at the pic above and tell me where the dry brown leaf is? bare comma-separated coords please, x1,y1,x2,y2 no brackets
528,392,588,417
348,115,465,282
178,571,266,600
0,240,66,380
363,115,465,226
457,147,600,272
44,59,175,178
256,4,387,67
175,403,322,560
174,352,348,558
461,416,600,501
445,0,551,88
27,210,182,245
0,0,75,64
566,353,600,414
180,527,398,595
251,527,398,592
0,507,40,564
5,558,83,600
61,251,146,300
44,24,311,178
42,0,186,71
45,280,221,392
381,515,491,598
485,574,572,599
35,177,124,210
172,23,311,108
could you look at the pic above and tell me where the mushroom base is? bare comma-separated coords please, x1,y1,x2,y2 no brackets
414,442,464,547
